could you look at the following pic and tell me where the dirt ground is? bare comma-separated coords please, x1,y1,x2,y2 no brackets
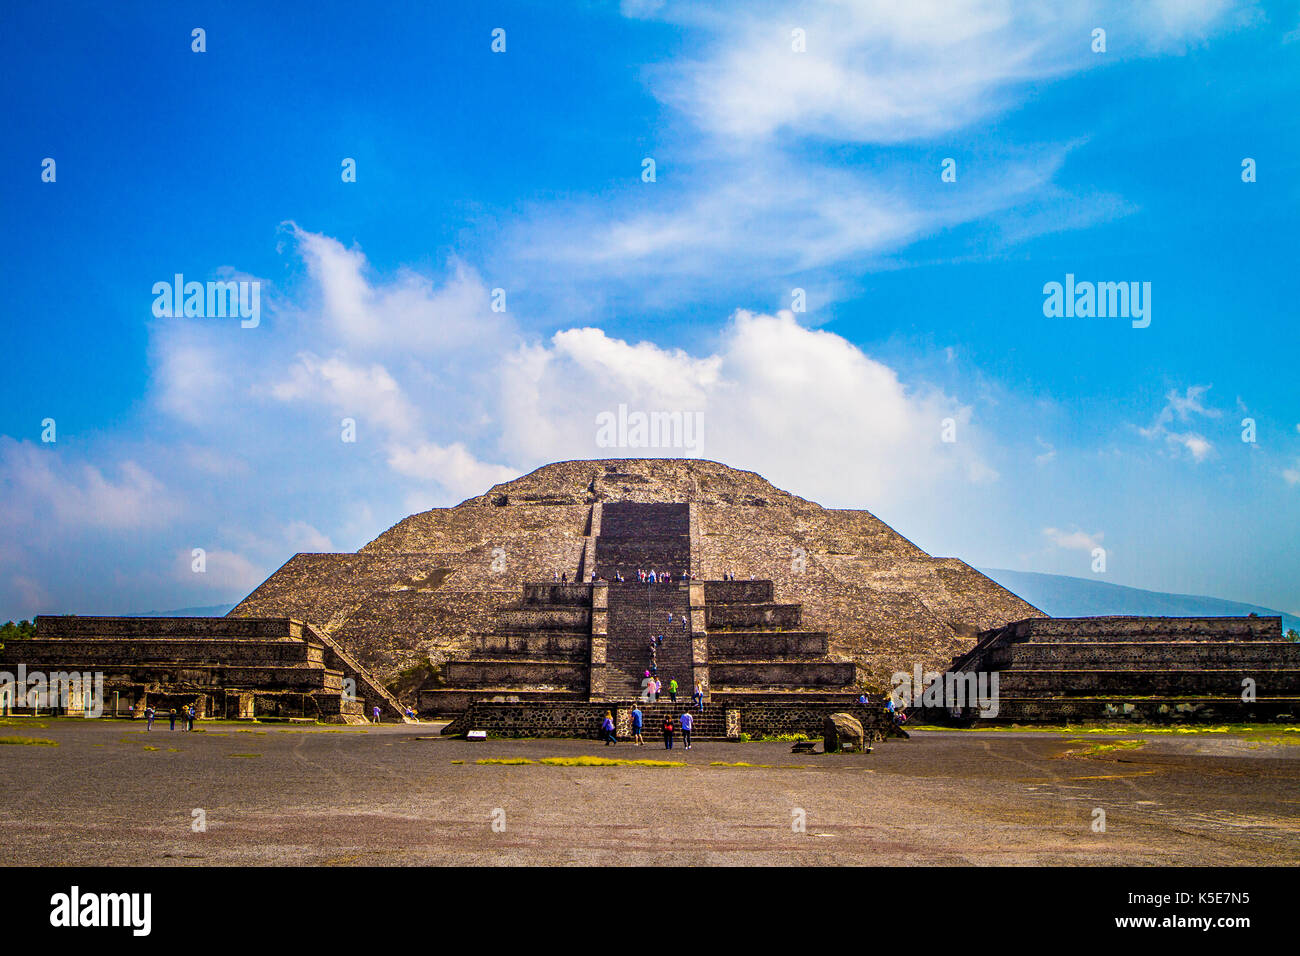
1,720,1297,865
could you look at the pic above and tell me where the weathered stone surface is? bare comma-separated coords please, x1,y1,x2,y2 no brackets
933,615,1300,723
823,712,865,752
233,459,1042,690
0,616,411,722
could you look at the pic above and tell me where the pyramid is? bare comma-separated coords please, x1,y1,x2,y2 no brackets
231,458,1043,690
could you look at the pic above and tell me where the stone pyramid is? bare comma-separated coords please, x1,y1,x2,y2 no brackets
231,458,1043,689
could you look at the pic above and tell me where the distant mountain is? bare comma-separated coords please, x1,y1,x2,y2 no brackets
979,568,1300,637
133,604,236,617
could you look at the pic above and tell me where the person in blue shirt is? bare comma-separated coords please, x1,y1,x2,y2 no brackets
680,710,694,750
631,705,644,746
601,710,617,745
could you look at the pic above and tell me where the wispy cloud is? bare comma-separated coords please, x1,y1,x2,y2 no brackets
1138,385,1221,462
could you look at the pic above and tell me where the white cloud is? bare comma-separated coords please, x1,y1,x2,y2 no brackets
0,439,179,533
1043,526,1103,552
286,223,508,355
172,548,265,594
507,0,1247,304
499,309,994,509
1034,437,1056,466
387,442,519,504
1138,385,1220,462
270,353,417,438
632,0,1246,144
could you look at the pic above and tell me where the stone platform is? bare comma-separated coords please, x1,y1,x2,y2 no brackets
441,695,906,741
0,616,413,722
928,615,1300,723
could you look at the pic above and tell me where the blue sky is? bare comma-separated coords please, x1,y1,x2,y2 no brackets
1,0,1297,619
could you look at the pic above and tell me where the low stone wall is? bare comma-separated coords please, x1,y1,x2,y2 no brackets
708,630,829,658
442,659,588,689
3,638,322,667
926,696,1300,724
34,615,303,639
987,642,1300,668
472,633,589,659
419,688,585,715
710,660,856,687
706,603,802,629
703,580,774,603
520,584,593,606
997,616,1282,644
496,607,592,631
442,697,907,740
996,669,1300,696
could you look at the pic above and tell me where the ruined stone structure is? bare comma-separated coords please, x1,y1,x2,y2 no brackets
934,615,1300,722
0,616,410,722
6,457,1288,731
235,459,1041,695
224,458,1045,734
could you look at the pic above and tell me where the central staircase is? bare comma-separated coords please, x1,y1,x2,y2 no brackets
605,584,693,698
596,502,695,698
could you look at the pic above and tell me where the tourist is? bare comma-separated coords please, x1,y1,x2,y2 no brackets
372,704,381,723
857,693,870,705
145,706,155,731
662,715,675,750
601,710,617,745
656,634,663,648
185,705,195,731
668,678,678,703
649,570,657,584
654,677,663,702
631,704,644,746
682,616,689,635
693,683,704,712
168,708,176,731
561,572,567,583
553,570,559,582
680,710,693,750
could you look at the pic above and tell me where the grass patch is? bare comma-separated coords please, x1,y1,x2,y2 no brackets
1066,740,1147,758
450,759,464,765
229,753,261,758
143,745,159,751
539,756,684,768
0,735,57,746
708,761,771,768
476,757,534,765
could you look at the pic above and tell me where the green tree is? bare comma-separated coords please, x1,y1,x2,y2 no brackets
0,619,36,650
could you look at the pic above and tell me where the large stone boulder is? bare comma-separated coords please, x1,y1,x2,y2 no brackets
823,712,865,753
